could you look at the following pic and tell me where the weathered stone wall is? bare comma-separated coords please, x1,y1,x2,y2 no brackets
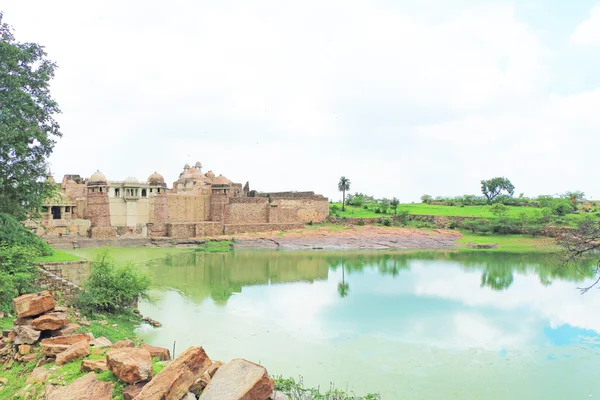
210,194,228,222
35,219,91,238
268,197,329,223
89,226,117,238
167,194,209,222
225,197,269,224
148,193,168,237
86,190,111,227
166,222,225,238
37,261,92,304
223,222,304,234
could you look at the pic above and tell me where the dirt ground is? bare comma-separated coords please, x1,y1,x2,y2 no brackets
207,225,463,250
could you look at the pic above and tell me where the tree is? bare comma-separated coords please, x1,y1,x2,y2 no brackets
390,197,400,214
338,176,351,212
0,13,61,220
480,177,514,204
557,218,600,293
490,203,509,221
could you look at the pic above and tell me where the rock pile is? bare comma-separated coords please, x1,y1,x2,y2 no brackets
1,291,288,400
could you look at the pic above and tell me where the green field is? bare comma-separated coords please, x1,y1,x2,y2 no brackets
330,202,593,225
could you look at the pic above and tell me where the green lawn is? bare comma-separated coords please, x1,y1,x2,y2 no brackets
330,202,592,225
36,249,83,263
457,233,558,253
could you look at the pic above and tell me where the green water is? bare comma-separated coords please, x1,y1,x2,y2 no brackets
72,249,600,399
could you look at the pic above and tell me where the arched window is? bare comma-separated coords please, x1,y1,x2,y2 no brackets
115,188,120,197
141,189,147,197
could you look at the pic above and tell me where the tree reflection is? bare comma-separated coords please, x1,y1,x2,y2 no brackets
338,264,350,298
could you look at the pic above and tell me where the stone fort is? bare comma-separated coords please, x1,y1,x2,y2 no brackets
37,161,329,239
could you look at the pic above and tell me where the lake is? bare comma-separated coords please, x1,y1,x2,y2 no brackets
70,248,600,399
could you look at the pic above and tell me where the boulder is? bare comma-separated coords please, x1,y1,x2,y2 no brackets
190,372,211,395
111,339,135,349
18,344,32,355
90,337,112,348
270,391,289,400
32,313,69,331
106,348,153,384
48,323,81,337
134,346,212,400
141,344,170,361
12,291,56,318
14,316,34,326
181,393,197,400
206,361,223,378
46,372,113,400
123,383,146,400
26,367,50,384
41,334,90,356
199,359,274,400
81,359,108,373
56,341,90,366
13,325,41,345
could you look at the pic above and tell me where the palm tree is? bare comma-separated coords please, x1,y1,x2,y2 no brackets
338,176,351,212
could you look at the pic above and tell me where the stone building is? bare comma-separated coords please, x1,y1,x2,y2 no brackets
35,162,329,239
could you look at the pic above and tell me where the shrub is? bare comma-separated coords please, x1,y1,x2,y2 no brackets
552,201,572,216
397,210,410,226
357,219,365,226
421,194,433,204
329,204,340,215
490,221,520,235
0,245,39,313
77,253,151,314
448,220,457,230
380,217,392,227
0,213,51,256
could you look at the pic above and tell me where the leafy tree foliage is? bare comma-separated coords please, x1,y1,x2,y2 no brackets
0,13,61,220
77,252,151,314
338,176,351,212
390,197,400,214
480,177,515,203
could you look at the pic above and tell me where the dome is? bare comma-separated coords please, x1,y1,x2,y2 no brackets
180,172,193,180
212,175,230,185
67,179,77,185
191,171,206,181
188,167,198,174
88,170,107,184
184,163,190,170
124,176,139,184
195,161,202,169
205,170,216,179
148,172,165,185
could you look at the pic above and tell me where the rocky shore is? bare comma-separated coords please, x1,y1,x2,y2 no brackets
232,226,462,250
1,291,287,400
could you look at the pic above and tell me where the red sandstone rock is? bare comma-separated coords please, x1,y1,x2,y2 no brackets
13,325,41,345
81,359,108,373
111,339,135,349
48,322,81,337
90,336,112,348
123,382,146,400
18,344,31,355
12,291,56,318
41,333,90,356
206,361,223,378
26,367,50,384
106,347,153,384
141,343,171,361
32,313,69,331
46,372,113,400
199,358,274,400
134,346,212,400
190,371,212,395
56,341,90,366
14,316,34,326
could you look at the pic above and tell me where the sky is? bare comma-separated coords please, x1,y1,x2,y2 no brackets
3,0,600,202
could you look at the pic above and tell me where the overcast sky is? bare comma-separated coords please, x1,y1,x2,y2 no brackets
3,0,600,201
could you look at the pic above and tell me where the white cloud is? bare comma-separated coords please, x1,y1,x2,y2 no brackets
2,0,599,200
571,4,600,46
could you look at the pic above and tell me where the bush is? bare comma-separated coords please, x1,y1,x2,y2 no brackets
357,219,365,226
552,201,572,216
0,245,39,313
490,221,520,235
397,210,410,226
0,213,51,256
380,217,392,226
448,220,457,229
77,253,151,314
460,219,491,234
329,204,340,215
421,194,432,204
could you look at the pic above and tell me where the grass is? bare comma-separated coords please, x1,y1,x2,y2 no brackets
36,249,83,263
274,376,380,400
457,233,558,253
330,202,593,226
194,240,233,253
